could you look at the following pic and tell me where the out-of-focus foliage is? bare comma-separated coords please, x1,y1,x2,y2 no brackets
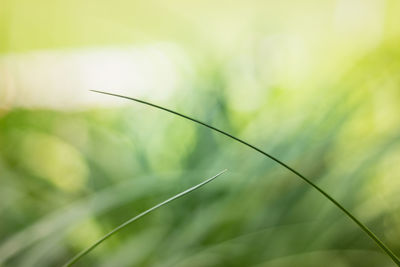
1,0,400,266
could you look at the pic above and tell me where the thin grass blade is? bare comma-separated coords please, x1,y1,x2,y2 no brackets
63,169,227,267
91,90,400,266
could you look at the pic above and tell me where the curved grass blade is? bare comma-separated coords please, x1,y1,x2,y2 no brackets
91,90,400,266
63,169,227,267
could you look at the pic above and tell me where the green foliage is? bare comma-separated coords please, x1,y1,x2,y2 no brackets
1,0,400,266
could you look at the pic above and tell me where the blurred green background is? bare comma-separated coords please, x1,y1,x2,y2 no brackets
1,0,400,266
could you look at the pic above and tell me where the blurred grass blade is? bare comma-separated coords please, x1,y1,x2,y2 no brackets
63,169,227,267
91,90,400,266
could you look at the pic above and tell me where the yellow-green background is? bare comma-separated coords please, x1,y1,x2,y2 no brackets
1,0,400,266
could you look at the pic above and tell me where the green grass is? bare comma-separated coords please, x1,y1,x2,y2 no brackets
88,90,400,266
63,169,227,266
